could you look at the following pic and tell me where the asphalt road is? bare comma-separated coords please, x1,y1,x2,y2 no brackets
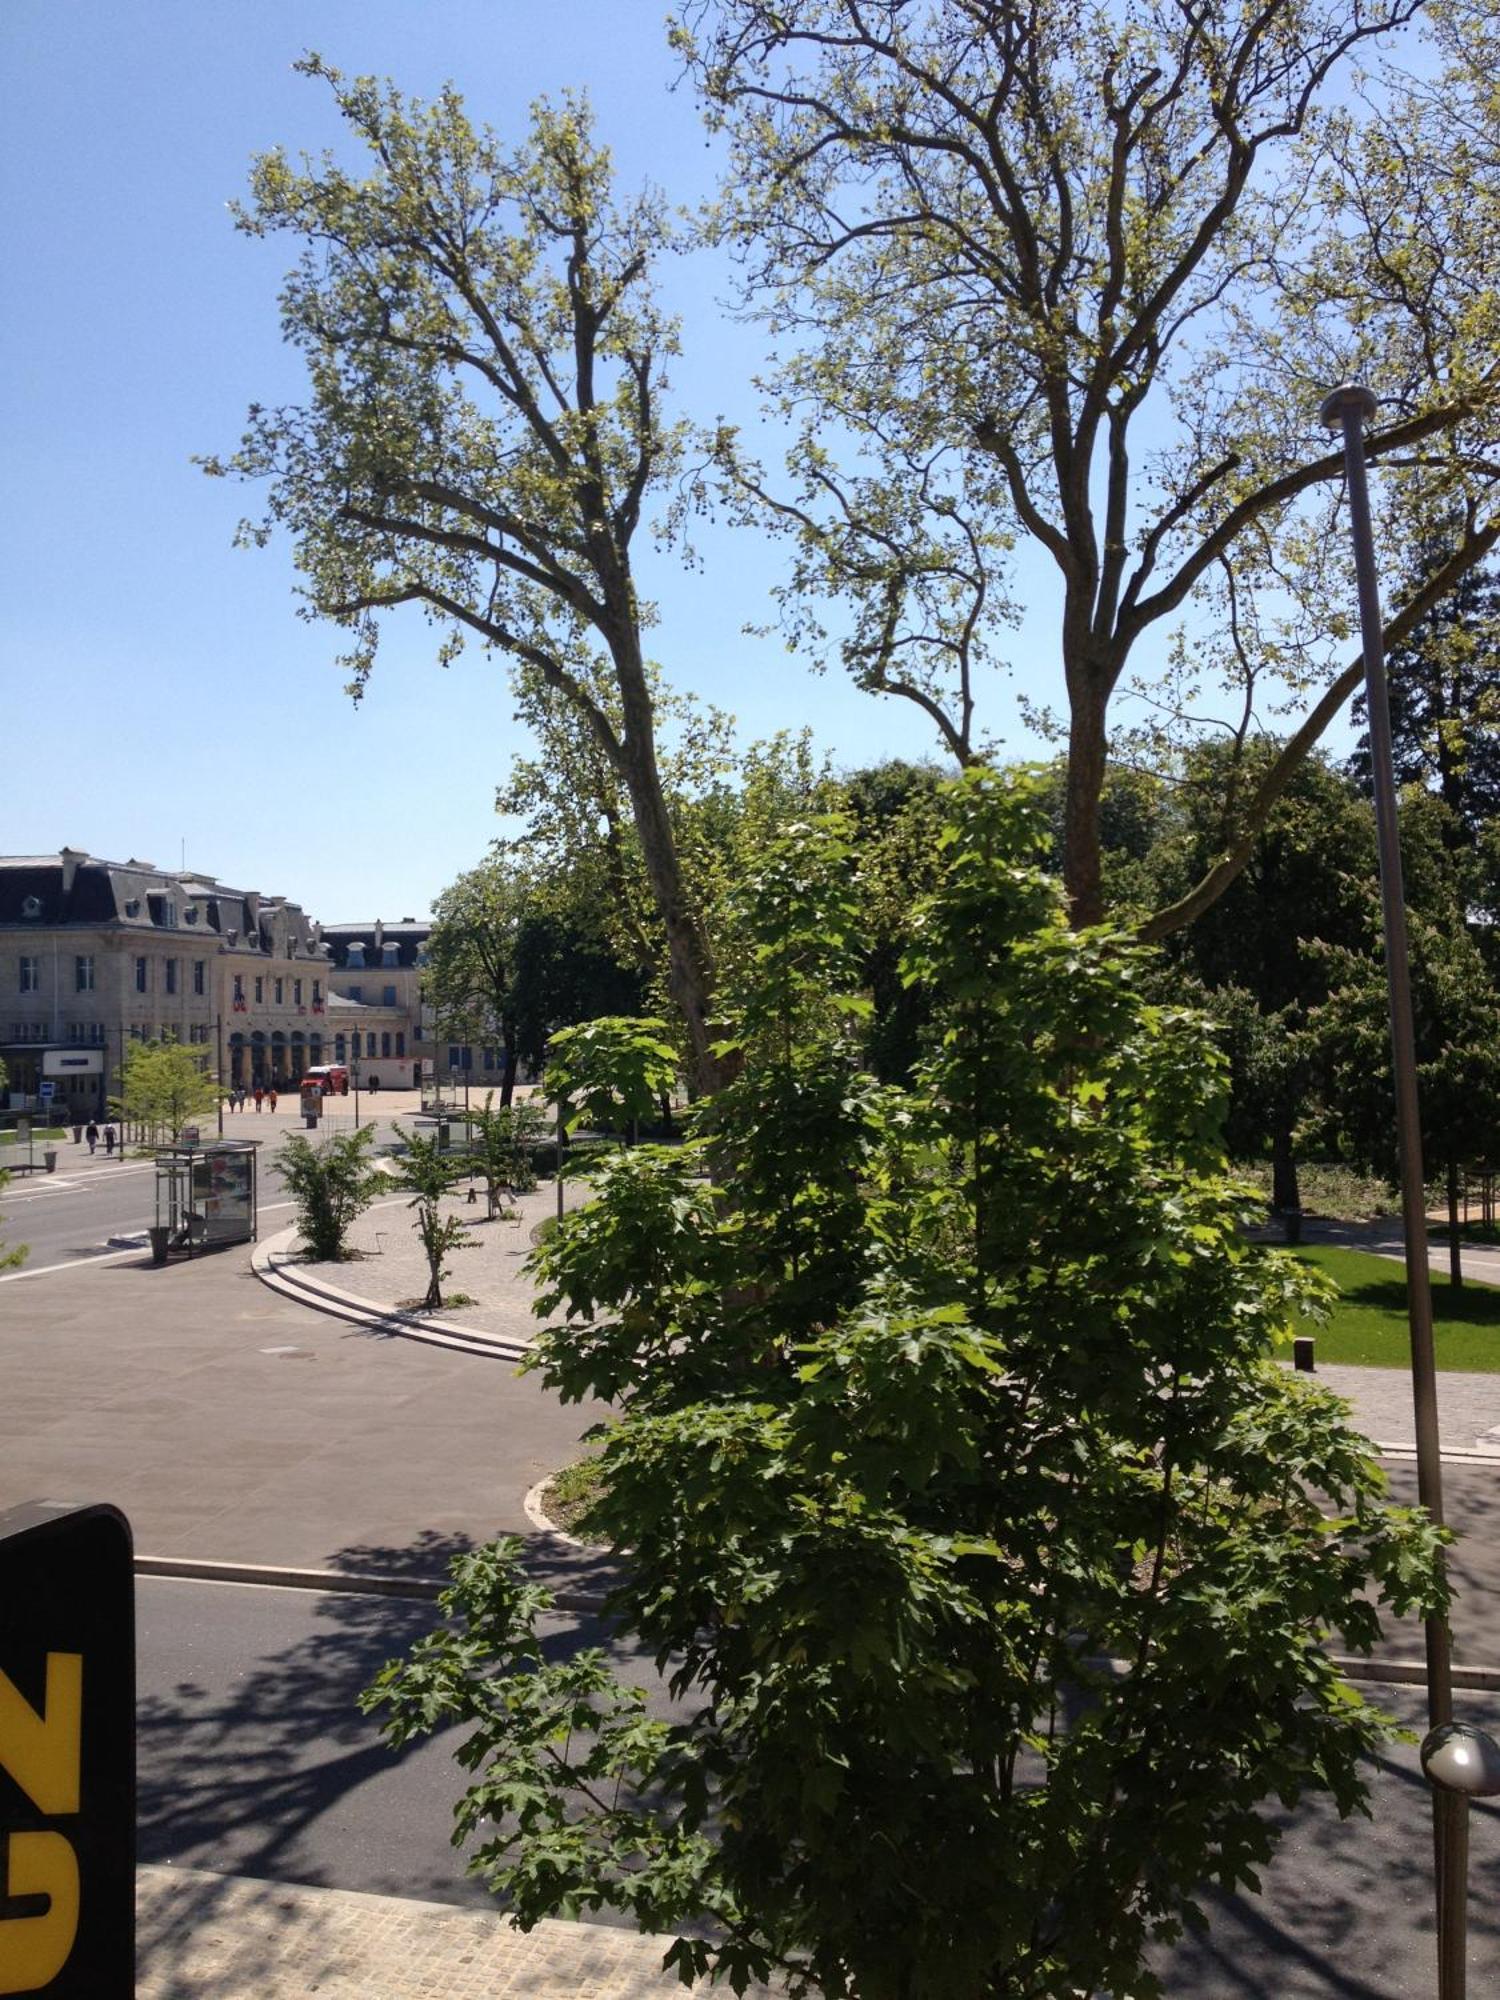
137,1574,663,1916
138,1576,1500,1995
1,1113,411,1272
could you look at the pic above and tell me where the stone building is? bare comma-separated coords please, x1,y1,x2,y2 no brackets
322,917,526,1098
1,849,354,1115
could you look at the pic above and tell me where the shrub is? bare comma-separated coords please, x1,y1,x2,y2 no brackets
278,1126,381,1262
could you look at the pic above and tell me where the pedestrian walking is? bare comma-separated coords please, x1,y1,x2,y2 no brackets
85,1120,99,1155
253,1085,264,1113
104,1124,116,1156
268,1086,279,1112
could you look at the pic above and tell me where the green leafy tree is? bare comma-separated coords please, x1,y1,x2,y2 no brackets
1350,534,1500,856
110,1039,221,1144
0,1060,26,1275
390,1125,474,1310
367,778,1446,1999
427,861,531,1106
546,1016,679,1143
466,1091,544,1219
207,60,723,1088
1306,908,1500,1286
277,1126,383,1262
681,0,1500,931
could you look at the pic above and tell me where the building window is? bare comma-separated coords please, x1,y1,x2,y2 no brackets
254,976,263,1003
67,1021,81,1043
482,1047,497,1069
366,1032,377,1058
395,1031,405,1057
75,955,94,992
165,959,178,995
382,984,397,1007
135,956,148,993
334,1034,346,1062
293,979,302,1005
448,1045,462,1070
274,978,284,1005
380,1031,391,1058
19,956,39,993
233,974,244,1003
346,984,362,1001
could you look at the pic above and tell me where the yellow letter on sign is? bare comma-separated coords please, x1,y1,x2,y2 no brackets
0,1653,83,1993
0,1832,81,1993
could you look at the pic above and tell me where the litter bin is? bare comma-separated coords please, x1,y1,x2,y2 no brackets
43,1148,58,1174
149,1226,169,1265
72,1123,84,1144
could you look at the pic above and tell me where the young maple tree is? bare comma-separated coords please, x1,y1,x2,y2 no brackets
367,777,1446,1999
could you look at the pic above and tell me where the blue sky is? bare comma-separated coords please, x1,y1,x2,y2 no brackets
1,2,1368,923
0,0,1010,923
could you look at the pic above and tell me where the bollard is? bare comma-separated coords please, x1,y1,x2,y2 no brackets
1293,1336,1316,1373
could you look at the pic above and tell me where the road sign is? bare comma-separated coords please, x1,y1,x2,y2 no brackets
0,1503,134,1997
38,1082,56,1101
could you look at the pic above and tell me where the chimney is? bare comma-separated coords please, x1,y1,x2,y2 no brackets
373,918,385,951
60,846,86,897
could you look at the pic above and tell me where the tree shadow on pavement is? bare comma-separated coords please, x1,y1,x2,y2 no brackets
1151,1688,1500,1997
135,1528,650,1925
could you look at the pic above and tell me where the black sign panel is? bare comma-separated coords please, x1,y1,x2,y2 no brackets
0,1503,133,1997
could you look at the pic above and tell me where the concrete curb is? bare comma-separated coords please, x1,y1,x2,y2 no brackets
135,1552,609,1615
251,1225,535,1363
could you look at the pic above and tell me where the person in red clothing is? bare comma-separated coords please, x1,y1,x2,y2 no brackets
253,1084,264,1112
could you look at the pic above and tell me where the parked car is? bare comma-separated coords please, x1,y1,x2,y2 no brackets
300,1064,350,1096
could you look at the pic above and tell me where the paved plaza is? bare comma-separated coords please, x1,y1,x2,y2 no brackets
5,1131,1500,1994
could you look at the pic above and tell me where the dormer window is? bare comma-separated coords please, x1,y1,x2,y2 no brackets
124,898,141,918
382,944,400,967
346,945,365,968
184,906,198,924
20,896,42,920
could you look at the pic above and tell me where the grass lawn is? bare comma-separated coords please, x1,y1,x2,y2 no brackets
1290,1245,1500,1371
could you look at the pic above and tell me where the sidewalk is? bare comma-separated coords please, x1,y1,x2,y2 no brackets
137,1865,779,1997
254,1170,588,1358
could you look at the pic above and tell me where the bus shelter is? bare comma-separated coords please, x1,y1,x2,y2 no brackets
151,1138,261,1261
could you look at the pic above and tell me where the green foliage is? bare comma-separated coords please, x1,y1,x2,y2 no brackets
466,1092,545,1217
278,1126,382,1263
546,1017,679,1140
209,56,721,1081
0,1161,26,1275
390,1124,474,1310
109,1038,221,1142
368,772,1447,1998
1304,908,1500,1192
682,0,1500,927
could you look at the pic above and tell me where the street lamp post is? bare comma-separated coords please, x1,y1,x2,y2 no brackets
1321,384,1500,1997
351,1047,362,1133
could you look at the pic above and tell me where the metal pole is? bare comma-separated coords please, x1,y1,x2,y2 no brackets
1320,384,1463,1994
216,1013,225,1137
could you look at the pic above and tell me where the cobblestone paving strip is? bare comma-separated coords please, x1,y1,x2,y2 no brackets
136,1866,781,1998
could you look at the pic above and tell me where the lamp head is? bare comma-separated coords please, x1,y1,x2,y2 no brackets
1320,383,1378,429
1420,1723,1500,1798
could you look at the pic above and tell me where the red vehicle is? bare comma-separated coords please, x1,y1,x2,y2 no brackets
300,1064,350,1097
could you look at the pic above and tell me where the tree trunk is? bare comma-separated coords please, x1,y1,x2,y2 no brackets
608,630,721,1094
1271,1125,1301,1216
1063,684,1109,928
500,1023,519,1110
1447,1155,1463,1290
